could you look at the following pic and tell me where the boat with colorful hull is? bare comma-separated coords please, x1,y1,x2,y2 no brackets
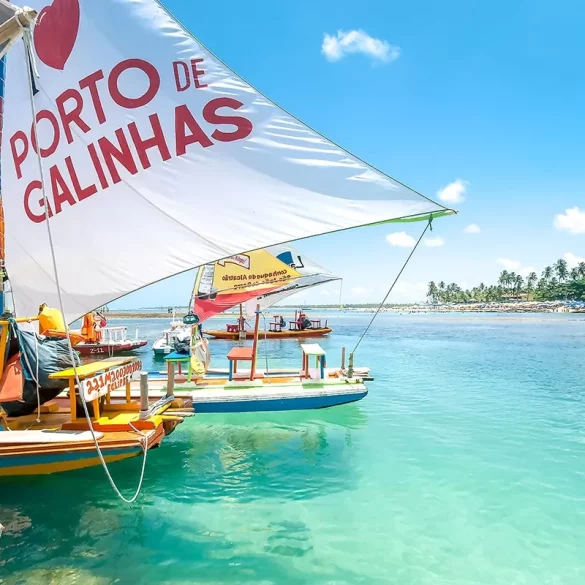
205,311,332,340
204,327,332,340
130,375,367,414
74,326,148,357
132,316,370,413
0,317,189,477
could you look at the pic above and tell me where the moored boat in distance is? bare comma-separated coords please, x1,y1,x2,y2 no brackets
152,312,192,356
130,336,368,414
75,326,148,356
133,306,370,414
205,312,332,340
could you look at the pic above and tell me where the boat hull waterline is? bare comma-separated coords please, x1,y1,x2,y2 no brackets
204,328,332,340
126,377,368,414
75,339,148,356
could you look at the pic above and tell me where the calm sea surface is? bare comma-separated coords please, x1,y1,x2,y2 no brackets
2,311,585,584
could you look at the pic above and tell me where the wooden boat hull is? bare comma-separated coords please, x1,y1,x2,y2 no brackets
76,339,148,356
0,425,164,476
127,377,368,414
204,328,332,340
190,385,367,413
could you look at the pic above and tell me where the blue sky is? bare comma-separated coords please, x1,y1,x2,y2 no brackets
114,0,585,308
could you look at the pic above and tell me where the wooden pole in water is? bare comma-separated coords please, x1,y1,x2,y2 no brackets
139,372,149,417
249,304,261,380
166,361,175,397
341,347,346,369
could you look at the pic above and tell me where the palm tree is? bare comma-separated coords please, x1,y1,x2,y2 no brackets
435,281,445,303
427,281,438,304
508,272,517,292
554,259,569,300
514,274,524,295
578,262,585,279
554,258,568,283
542,266,553,281
498,270,509,289
570,267,580,281
526,272,537,292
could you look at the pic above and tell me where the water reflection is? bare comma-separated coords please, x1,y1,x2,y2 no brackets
0,403,368,583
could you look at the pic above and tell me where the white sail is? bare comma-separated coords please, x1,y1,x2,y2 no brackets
1,0,454,322
245,245,340,318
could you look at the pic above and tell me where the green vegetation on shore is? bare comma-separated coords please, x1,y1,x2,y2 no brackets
427,259,585,304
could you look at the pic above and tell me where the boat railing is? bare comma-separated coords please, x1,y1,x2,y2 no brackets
100,326,141,342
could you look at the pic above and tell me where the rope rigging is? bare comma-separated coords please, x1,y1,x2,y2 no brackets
348,218,434,372
20,19,148,504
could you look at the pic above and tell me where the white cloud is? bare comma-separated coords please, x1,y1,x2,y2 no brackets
350,286,367,297
424,237,445,247
497,258,520,271
464,223,481,234
497,258,536,278
390,281,427,302
322,30,400,64
437,179,468,204
518,266,537,278
554,207,585,234
386,231,415,247
564,252,585,269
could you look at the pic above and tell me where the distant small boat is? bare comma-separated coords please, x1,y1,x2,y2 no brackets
152,323,192,355
204,327,332,340
205,310,332,340
75,326,148,357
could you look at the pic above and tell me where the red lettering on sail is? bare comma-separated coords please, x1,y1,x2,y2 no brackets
12,57,255,224
30,110,61,157
128,114,171,170
173,61,190,92
50,164,77,214
109,59,160,109
10,130,28,180
191,59,207,89
175,105,213,154
56,88,90,144
24,180,52,223
79,70,107,124
65,156,97,201
98,129,139,184
203,97,253,142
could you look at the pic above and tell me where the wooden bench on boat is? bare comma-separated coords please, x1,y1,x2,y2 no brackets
301,343,327,380
49,356,141,421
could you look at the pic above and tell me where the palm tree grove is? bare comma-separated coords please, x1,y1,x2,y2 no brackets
427,259,585,304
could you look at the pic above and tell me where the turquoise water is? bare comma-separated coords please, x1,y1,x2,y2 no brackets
2,312,585,584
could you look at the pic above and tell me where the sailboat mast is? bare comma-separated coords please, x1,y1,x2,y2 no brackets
238,303,245,340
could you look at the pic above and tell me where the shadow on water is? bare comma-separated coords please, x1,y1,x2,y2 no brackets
0,404,370,584
1,501,378,584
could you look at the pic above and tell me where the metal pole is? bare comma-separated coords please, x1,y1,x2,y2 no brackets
238,303,245,340
139,372,149,417
341,346,346,369
249,304,261,380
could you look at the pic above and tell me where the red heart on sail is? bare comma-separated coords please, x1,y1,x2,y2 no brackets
33,0,80,71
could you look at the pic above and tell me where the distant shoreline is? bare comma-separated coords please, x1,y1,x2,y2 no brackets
104,301,585,319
